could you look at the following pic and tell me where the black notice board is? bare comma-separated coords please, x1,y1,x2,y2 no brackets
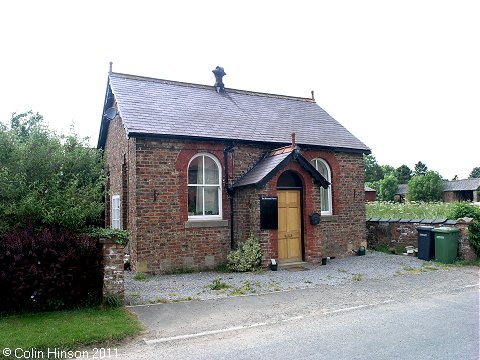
260,196,278,229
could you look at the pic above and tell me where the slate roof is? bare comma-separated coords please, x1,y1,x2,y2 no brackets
443,179,480,191
234,146,329,189
365,185,376,192
396,184,408,196
98,72,370,153
395,179,480,195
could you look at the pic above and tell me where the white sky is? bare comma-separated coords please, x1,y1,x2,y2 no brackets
1,0,478,179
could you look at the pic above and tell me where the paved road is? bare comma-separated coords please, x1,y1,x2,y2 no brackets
115,267,479,360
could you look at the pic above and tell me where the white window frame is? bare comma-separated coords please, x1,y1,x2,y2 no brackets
311,158,333,215
111,195,121,229
187,153,222,220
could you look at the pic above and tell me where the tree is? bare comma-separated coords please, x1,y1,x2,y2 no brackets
407,171,444,202
395,165,412,184
381,165,395,178
0,111,105,235
469,167,480,179
414,161,428,176
364,154,384,183
375,175,399,202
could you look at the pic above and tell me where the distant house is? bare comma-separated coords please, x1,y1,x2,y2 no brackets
394,179,480,203
364,186,376,202
394,184,408,202
443,179,480,202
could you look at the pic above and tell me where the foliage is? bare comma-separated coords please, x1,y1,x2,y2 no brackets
209,278,231,290
133,272,149,282
84,227,130,245
381,165,395,177
468,220,480,257
370,175,398,201
469,167,480,179
0,307,142,358
352,274,364,281
0,111,105,235
407,171,443,202
413,161,428,176
103,295,123,308
364,154,384,183
395,165,412,184
163,267,194,275
366,201,454,219
447,202,480,221
447,203,480,257
227,235,263,272
0,226,103,312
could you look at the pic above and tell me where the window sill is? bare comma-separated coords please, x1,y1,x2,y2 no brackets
184,220,229,229
321,215,338,222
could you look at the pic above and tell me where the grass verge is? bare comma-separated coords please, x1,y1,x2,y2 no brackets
0,307,142,357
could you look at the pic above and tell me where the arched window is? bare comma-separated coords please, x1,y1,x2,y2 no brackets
311,158,332,215
187,153,222,219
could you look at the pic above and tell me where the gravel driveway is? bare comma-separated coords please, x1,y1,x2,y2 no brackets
124,251,452,305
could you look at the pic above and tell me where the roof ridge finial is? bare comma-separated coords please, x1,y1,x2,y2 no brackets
311,90,315,102
109,62,113,74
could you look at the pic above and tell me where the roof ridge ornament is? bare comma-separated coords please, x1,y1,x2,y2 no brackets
212,66,226,93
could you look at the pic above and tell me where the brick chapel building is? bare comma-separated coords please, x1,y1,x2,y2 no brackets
97,67,371,273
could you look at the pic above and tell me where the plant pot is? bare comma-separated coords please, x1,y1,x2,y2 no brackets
270,263,278,271
321,258,328,265
358,246,366,256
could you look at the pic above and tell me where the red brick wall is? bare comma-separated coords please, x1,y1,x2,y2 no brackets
105,120,367,272
133,139,231,273
234,150,367,265
365,191,376,202
104,114,138,268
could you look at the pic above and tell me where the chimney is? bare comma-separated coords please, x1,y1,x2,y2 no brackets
212,66,226,93
291,132,296,148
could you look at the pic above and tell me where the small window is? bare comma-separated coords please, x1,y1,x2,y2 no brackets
111,195,121,229
311,158,332,215
188,154,222,219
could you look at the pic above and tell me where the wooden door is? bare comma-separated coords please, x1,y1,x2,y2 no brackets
277,190,302,263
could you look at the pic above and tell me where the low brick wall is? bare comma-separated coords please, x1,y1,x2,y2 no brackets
366,218,476,260
100,238,125,301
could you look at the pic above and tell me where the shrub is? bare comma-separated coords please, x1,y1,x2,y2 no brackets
84,227,130,245
369,175,398,201
447,202,480,221
407,171,443,202
468,221,480,257
0,226,103,312
447,203,480,258
0,111,105,236
227,235,263,272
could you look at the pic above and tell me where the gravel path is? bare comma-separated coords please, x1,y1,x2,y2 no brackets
124,251,455,305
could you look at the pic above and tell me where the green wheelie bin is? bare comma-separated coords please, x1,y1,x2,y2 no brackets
432,227,459,264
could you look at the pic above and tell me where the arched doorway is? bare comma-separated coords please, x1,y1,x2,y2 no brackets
277,171,303,263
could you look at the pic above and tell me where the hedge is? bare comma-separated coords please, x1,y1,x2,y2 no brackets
0,226,103,312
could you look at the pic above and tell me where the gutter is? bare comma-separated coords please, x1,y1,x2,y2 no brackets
223,143,236,249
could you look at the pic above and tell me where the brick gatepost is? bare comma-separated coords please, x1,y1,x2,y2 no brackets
100,238,125,301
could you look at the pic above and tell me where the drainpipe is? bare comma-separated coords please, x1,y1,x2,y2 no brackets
224,143,235,249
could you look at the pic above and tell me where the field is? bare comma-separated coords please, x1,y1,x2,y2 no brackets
366,201,455,219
